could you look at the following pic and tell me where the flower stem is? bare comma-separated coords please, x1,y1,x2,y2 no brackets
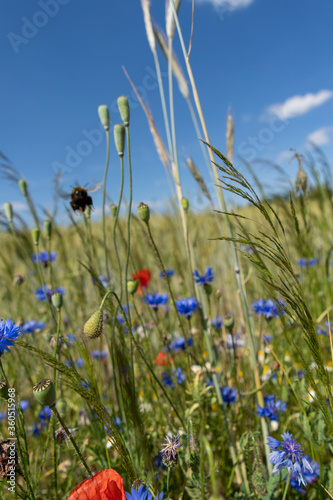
282,470,291,500
102,129,111,280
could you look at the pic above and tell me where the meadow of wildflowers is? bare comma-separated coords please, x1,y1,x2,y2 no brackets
1,2,333,499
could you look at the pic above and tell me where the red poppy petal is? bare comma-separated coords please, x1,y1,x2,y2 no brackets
68,469,126,500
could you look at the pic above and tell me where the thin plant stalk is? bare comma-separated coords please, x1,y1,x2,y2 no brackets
113,155,125,302
102,129,111,280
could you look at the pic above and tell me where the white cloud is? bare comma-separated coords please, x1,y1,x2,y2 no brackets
11,202,28,212
276,150,293,164
307,126,333,146
195,0,254,11
265,90,333,120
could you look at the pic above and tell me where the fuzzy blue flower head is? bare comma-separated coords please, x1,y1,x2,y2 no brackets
298,258,317,267
252,298,284,319
211,316,223,329
125,485,169,500
0,319,21,355
257,395,286,421
160,432,183,467
267,431,313,486
35,285,65,302
193,266,214,286
289,455,319,494
221,386,237,405
168,337,193,353
32,250,57,267
22,320,45,334
175,297,198,318
145,293,169,310
159,269,174,278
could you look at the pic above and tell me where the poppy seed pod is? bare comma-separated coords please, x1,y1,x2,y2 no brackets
181,198,189,211
18,179,28,197
110,204,117,217
117,96,130,126
114,124,125,157
33,379,56,407
44,220,52,239
51,292,63,310
4,202,13,223
223,315,235,333
138,202,150,223
127,279,139,295
83,310,104,339
98,105,110,131
31,227,40,245
0,380,8,400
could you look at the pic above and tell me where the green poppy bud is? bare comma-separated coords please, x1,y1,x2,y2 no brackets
117,96,130,126
33,379,56,407
110,204,117,217
138,202,150,223
223,315,235,333
4,202,13,223
31,227,40,245
98,105,110,131
44,220,52,239
127,279,139,295
181,198,189,211
83,310,104,339
18,179,28,197
0,380,8,400
51,292,63,310
114,124,125,157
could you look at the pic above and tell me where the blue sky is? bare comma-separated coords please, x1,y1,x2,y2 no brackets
1,0,333,223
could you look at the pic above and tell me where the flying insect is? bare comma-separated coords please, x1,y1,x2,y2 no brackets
60,183,102,213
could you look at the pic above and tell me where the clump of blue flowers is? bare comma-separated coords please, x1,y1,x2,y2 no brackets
221,386,237,405
159,269,174,278
35,285,65,302
0,318,21,355
22,320,45,334
298,258,317,267
145,293,169,310
267,431,313,486
175,297,198,318
168,336,193,353
125,485,168,500
257,395,286,421
32,250,57,266
289,456,319,493
162,368,186,388
193,266,214,285
252,298,284,319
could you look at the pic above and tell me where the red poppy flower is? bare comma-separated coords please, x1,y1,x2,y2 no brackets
68,469,126,500
132,269,151,293
154,350,172,366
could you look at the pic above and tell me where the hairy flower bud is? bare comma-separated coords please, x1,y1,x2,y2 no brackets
110,204,117,217
44,219,52,239
114,124,125,157
31,227,40,245
98,105,110,131
181,198,189,211
223,315,235,333
117,96,130,126
18,179,28,197
127,279,139,295
51,292,63,310
4,202,13,223
83,310,104,339
33,379,56,407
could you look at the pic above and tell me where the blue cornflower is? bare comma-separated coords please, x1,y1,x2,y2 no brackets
298,258,317,267
193,266,214,285
159,269,174,278
267,431,313,486
32,251,57,265
91,349,107,359
125,484,150,500
0,412,6,422
114,416,122,430
145,293,169,310
20,400,29,412
173,367,186,385
316,328,327,335
211,316,223,329
289,456,319,494
66,333,76,342
35,285,65,302
168,337,193,353
162,372,175,388
221,386,237,405
257,395,286,421
98,275,109,289
76,358,84,367
252,298,284,319
38,406,52,420
175,297,198,318
22,320,45,334
0,318,21,355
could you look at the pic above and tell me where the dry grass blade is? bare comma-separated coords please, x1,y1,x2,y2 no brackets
186,156,213,205
226,113,234,163
153,24,189,100
141,0,155,53
166,0,182,40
